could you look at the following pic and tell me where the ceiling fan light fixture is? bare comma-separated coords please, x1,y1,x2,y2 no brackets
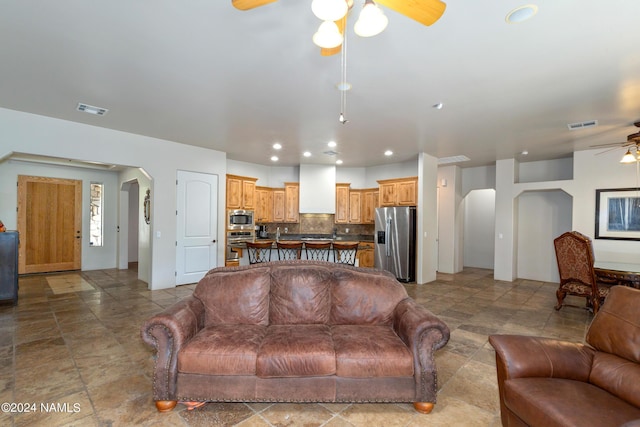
313,21,344,48
620,149,638,164
311,0,348,22
354,0,388,37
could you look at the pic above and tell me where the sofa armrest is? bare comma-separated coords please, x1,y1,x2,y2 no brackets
489,335,595,382
141,296,205,401
393,298,450,403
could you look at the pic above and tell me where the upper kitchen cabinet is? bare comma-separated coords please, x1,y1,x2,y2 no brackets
272,189,285,222
378,177,417,207
348,190,362,224
335,184,350,224
362,188,379,224
226,174,257,210
255,186,273,223
284,183,299,223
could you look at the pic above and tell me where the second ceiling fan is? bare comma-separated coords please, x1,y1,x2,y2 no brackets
232,0,447,56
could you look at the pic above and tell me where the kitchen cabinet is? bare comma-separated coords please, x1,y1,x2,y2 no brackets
362,188,378,224
255,186,273,223
378,177,417,207
348,190,362,224
284,183,299,223
335,184,350,224
357,241,374,268
226,174,257,210
272,189,285,222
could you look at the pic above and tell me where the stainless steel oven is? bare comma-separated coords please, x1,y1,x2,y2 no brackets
226,230,255,243
227,209,254,230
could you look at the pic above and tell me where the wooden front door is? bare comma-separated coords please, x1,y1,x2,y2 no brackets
17,175,82,274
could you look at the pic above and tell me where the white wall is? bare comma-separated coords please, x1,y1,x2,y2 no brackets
463,189,496,269
0,159,119,270
516,190,572,282
437,166,463,274
0,107,227,290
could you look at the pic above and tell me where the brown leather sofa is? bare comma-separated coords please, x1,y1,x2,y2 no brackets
141,261,450,413
489,285,640,427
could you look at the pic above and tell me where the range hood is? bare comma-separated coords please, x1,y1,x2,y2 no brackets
299,164,336,214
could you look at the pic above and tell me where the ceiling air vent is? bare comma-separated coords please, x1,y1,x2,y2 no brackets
567,120,598,130
438,155,470,165
77,103,109,116
323,150,339,156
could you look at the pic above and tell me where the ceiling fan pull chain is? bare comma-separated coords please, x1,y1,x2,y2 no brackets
339,26,348,124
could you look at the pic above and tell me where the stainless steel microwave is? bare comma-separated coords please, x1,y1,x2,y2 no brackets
227,209,254,230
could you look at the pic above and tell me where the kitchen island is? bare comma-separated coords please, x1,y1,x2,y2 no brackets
228,235,374,267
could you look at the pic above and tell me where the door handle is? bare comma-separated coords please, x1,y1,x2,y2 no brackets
212,239,217,243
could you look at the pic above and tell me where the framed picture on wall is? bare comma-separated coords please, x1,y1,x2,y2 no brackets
595,188,640,240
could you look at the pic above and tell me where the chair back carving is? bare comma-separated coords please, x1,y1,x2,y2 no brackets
246,241,273,264
304,241,332,261
332,242,359,266
553,231,609,313
276,241,303,261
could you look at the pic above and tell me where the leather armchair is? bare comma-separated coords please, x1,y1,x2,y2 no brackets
489,285,640,426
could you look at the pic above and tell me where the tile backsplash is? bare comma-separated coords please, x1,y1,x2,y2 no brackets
262,214,374,236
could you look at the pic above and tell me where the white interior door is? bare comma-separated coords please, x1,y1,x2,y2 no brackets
176,171,218,285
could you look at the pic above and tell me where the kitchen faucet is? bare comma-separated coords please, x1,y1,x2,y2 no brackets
276,227,280,241
332,227,337,239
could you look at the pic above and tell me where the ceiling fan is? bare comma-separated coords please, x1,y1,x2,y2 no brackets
231,0,447,56
591,121,640,163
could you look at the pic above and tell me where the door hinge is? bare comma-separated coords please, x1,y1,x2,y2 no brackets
176,179,178,185
175,241,177,246
175,271,177,277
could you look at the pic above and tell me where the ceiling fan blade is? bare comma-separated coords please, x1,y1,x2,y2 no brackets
590,141,633,148
320,15,348,56
376,0,446,26
596,146,627,155
232,0,278,11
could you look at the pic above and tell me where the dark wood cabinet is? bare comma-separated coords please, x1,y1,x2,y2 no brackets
0,231,19,305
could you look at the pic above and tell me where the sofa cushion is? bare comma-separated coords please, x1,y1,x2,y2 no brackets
589,352,640,408
269,265,333,325
256,325,336,378
504,377,640,427
178,324,267,375
330,269,408,325
331,325,413,377
194,266,270,326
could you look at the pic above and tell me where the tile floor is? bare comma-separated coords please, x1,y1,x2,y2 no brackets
0,267,593,427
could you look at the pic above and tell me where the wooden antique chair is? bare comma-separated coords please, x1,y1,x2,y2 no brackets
553,231,611,314
304,241,332,261
246,241,273,264
332,242,359,266
276,241,303,260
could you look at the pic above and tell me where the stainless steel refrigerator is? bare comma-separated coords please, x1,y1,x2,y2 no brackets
374,206,416,282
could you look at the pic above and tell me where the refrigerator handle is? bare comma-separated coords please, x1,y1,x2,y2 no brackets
385,217,391,257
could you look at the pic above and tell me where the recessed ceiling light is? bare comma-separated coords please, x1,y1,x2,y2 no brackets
433,102,443,110
328,141,337,148
273,143,282,150
336,159,343,165
384,150,393,156
521,150,529,156
270,155,279,162
303,151,312,157
506,5,538,24
336,82,351,91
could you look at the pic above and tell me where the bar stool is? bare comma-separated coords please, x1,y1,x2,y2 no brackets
246,241,273,264
276,241,303,260
332,242,359,265
304,241,332,261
